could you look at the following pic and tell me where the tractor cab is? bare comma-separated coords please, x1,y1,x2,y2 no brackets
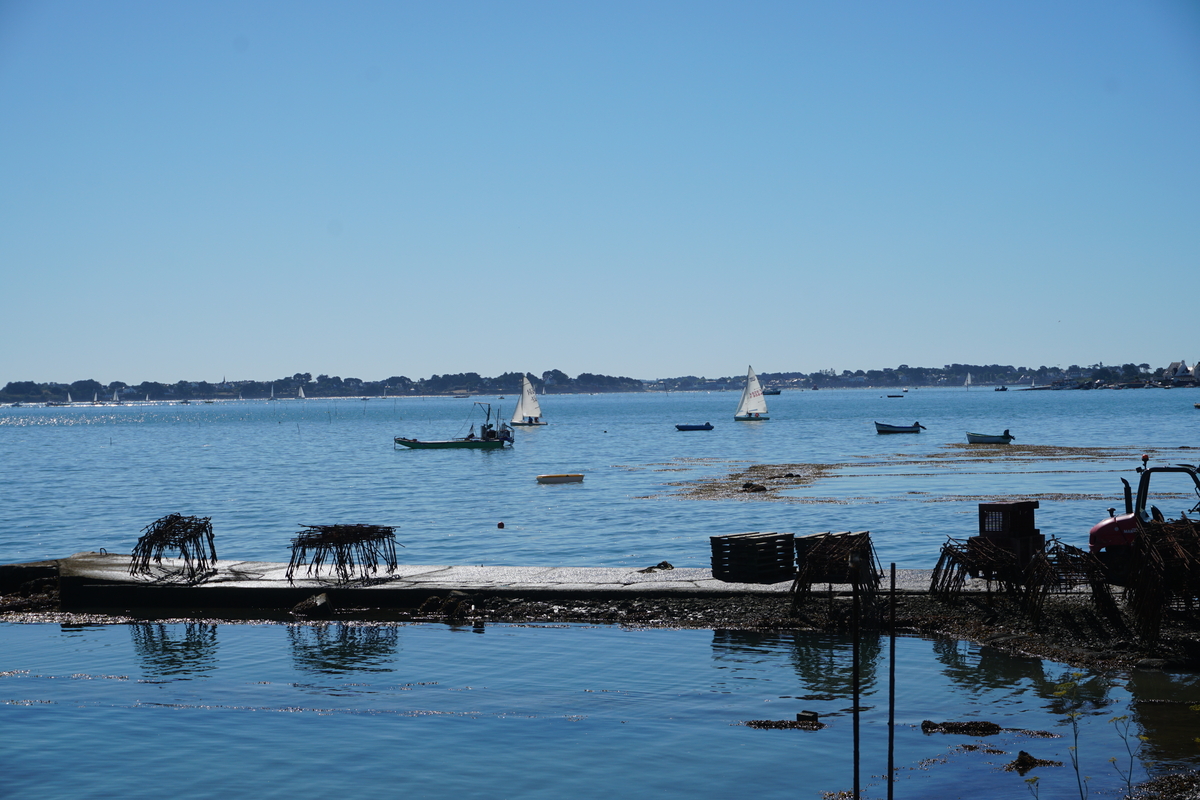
1089,455,1200,582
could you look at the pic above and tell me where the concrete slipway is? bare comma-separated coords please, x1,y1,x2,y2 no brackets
0,552,956,616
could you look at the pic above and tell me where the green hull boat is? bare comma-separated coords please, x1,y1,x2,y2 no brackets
394,436,508,450
393,402,513,450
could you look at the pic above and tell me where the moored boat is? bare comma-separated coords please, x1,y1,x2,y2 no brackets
874,421,926,434
966,429,1014,444
734,366,769,421
536,474,583,484
676,423,714,431
394,403,514,449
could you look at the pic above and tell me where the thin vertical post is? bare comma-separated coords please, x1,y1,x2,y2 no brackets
888,563,897,800
852,568,860,800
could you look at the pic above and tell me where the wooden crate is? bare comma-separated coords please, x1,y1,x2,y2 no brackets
710,531,795,583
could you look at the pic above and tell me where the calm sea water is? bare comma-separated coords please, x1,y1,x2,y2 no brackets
3,388,1199,798
5,621,1199,799
1,387,1197,567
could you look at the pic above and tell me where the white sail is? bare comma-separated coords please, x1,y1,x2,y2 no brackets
965,373,972,388
511,377,545,424
298,386,306,399
67,392,72,404
734,366,769,419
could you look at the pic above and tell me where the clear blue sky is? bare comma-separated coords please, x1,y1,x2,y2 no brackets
2,1,1197,385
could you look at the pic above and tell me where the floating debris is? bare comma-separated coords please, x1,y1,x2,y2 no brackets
742,718,825,730
921,720,1002,736
1003,750,1062,775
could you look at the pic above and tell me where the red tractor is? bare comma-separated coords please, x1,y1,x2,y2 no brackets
1089,454,1200,583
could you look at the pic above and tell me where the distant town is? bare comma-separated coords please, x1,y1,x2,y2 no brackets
2,360,1197,404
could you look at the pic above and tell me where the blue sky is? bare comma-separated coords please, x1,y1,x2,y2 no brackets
2,1,1197,384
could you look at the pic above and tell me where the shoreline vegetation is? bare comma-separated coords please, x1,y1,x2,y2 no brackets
2,360,1197,404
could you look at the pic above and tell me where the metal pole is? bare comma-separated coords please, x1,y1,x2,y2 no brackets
888,563,897,800
852,569,860,800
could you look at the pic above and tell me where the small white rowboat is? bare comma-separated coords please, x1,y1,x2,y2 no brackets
536,474,584,484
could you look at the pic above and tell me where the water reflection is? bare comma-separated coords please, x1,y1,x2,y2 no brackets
130,623,219,678
930,637,1113,714
1126,670,1200,766
712,630,881,698
287,623,399,675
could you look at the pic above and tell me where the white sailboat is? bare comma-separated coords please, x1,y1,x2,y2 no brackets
268,385,276,401
510,377,547,426
67,392,72,404
734,366,769,421
298,386,306,399
965,373,972,389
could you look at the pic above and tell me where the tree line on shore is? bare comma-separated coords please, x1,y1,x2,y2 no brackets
0,361,1182,403
0,370,644,402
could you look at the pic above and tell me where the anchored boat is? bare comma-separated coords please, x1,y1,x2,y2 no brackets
394,403,514,449
536,474,583,484
874,421,926,434
966,429,1014,444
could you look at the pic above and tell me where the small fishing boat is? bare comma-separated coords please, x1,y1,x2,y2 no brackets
762,387,781,395
510,377,547,426
394,403,513,449
676,423,714,431
734,366,769,421
536,474,583,484
966,429,1015,444
874,421,926,434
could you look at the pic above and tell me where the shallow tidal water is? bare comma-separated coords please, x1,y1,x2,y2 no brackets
3,388,1200,797
6,621,1199,799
